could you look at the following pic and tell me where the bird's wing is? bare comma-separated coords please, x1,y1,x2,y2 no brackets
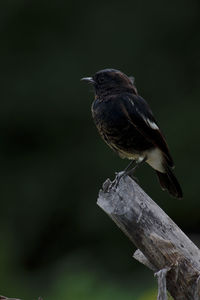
120,94,174,168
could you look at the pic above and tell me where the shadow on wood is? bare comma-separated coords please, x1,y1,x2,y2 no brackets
97,175,200,300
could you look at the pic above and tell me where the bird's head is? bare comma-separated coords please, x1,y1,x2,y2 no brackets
81,69,137,97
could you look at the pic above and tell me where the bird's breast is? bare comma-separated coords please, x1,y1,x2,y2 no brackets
91,97,153,156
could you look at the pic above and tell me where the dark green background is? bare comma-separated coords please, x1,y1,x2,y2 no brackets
0,0,199,299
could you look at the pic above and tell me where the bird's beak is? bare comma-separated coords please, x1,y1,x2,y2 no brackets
81,77,95,84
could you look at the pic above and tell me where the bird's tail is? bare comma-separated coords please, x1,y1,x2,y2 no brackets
156,164,183,199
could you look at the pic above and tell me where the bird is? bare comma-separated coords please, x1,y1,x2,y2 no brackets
81,68,183,199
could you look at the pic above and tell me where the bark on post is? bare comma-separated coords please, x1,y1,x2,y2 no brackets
97,174,200,300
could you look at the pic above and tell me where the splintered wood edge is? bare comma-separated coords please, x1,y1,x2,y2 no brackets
133,249,157,271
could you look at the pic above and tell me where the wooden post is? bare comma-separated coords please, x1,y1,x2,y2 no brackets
97,174,200,300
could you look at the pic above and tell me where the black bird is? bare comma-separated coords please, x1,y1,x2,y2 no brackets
82,69,183,199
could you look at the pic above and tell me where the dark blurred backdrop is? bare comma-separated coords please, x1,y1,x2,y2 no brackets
0,0,200,299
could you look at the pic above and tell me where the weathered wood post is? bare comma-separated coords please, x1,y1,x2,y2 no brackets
97,174,200,300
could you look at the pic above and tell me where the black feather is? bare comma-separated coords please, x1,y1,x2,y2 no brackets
121,94,174,168
156,166,183,199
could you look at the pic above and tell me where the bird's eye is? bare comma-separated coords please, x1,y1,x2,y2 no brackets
98,77,105,84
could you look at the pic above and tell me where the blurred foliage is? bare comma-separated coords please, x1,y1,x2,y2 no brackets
139,290,173,300
0,0,200,299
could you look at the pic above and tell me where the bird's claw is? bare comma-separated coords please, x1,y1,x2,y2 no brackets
107,171,125,191
104,171,139,193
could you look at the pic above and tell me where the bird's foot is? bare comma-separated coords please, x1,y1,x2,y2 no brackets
105,160,144,193
105,171,139,193
108,171,125,191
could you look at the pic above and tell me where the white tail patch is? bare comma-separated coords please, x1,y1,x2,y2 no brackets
146,148,164,172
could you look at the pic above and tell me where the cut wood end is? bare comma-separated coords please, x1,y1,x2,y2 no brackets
97,175,137,215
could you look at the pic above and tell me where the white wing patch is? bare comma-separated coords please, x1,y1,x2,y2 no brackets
142,115,159,130
129,98,134,107
146,119,159,130
135,107,159,130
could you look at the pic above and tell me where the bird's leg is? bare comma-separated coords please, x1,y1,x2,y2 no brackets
124,156,147,177
122,160,136,173
112,160,136,188
109,157,147,191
